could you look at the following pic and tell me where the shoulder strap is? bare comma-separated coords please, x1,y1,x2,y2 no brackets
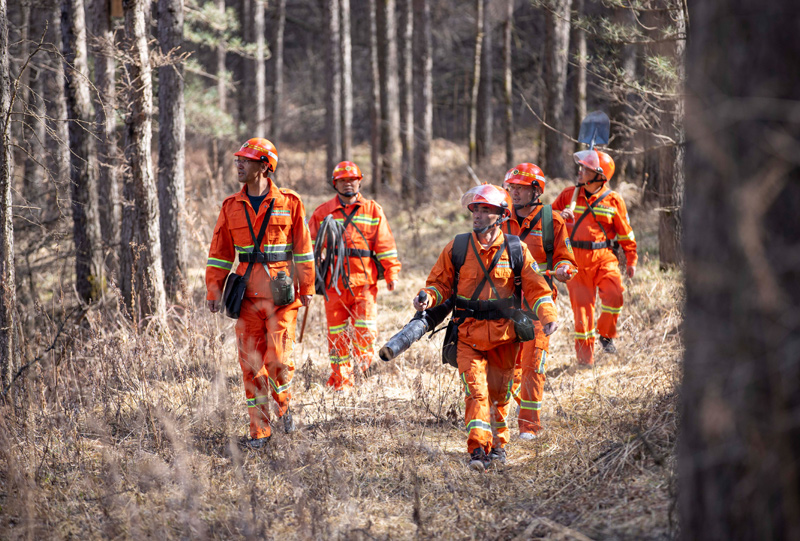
505,235,525,308
518,207,543,241
541,205,555,289
467,236,505,301
450,233,471,300
241,198,276,280
569,189,612,242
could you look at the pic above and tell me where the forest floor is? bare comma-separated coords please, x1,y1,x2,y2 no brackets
0,140,682,540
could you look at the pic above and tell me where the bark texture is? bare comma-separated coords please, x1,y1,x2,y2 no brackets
91,0,119,273
122,0,167,321
254,0,265,134
468,0,483,166
340,0,353,160
158,0,187,300
502,0,513,169
572,0,586,155
398,0,413,198
325,0,341,177
368,0,381,194
376,0,399,186
62,0,103,302
543,0,572,178
476,0,492,165
680,3,800,539
270,0,285,145
412,0,431,205
0,0,15,387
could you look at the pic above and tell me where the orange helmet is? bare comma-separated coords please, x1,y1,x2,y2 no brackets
573,149,615,181
461,184,511,218
331,161,363,186
503,163,546,192
234,138,278,172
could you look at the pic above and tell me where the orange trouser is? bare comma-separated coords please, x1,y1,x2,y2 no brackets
457,339,519,453
324,283,378,389
235,297,297,439
566,249,624,365
512,320,548,434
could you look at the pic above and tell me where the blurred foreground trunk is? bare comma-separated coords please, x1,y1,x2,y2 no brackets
680,2,800,538
0,0,16,386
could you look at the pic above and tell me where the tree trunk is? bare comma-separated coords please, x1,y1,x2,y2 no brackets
607,6,636,182
46,0,70,202
368,0,381,194
122,0,166,322
543,0,572,179
158,0,187,301
340,0,353,160
476,0,492,165
91,0,120,276
681,2,800,539
62,0,103,302
236,0,252,135
270,0,285,146
325,0,341,177
23,4,47,214
398,0,413,199
0,0,16,387
468,0,483,166
412,0,431,206
502,0,513,169
254,0,265,134
572,0,586,155
376,0,399,186
657,4,684,270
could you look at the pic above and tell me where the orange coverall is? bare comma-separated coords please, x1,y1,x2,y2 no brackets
308,194,401,389
422,231,558,454
552,186,637,365
503,207,576,435
206,182,315,439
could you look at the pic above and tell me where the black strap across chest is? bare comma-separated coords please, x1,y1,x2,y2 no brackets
239,199,277,276
570,189,612,245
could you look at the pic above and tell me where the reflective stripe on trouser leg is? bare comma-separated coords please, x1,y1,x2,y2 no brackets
596,259,625,340
516,340,546,434
324,287,355,387
457,339,518,453
352,283,379,371
236,298,298,439
567,268,598,365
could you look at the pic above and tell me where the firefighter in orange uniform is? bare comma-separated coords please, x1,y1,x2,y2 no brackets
413,185,558,471
308,161,401,390
206,138,315,449
501,164,577,439
552,149,637,366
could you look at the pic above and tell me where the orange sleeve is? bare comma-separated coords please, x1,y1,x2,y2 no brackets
205,202,235,301
288,194,316,296
611,195,638,267
422,240,456,307
551,187,573,212
372,203,401,283
520,245,557,325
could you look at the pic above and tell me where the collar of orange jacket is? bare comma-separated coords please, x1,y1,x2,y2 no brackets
234,179,278,208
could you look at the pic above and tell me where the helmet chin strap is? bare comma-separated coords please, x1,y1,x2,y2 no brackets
473,215,508,235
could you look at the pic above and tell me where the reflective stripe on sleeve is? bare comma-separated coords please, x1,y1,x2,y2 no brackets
207,258,233,271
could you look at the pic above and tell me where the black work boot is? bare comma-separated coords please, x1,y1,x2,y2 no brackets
469,448,491,471
599,336,617,354
488,447,507,464
242,436,270,450
283,408,296,434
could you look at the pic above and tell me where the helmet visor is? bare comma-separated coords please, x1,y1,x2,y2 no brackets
573,150,602,174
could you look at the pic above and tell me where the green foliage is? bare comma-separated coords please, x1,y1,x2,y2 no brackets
184,0,262,59
183,62,237,139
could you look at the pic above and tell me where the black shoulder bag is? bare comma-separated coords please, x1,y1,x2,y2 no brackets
222,199,275,319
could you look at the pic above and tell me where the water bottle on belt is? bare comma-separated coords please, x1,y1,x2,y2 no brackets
270,270,295,306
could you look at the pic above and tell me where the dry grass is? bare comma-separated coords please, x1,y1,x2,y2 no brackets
0,140,680,539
